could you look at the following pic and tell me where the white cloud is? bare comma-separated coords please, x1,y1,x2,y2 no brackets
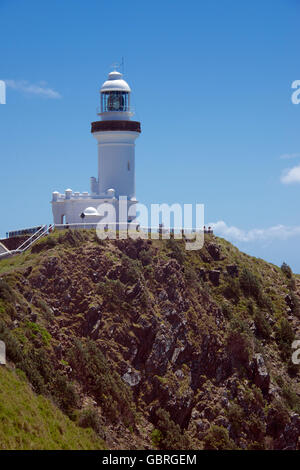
209,220,300,242
279,153,300,160
5,80,61,99
281,165,300,184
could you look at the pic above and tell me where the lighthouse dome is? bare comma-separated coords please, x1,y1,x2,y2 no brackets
101,71,131,92
84,207,99,215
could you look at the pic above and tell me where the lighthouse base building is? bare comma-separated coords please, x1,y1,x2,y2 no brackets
51,70,141,228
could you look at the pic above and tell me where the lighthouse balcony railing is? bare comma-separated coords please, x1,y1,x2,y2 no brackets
96,106,134,116
52,223,213,235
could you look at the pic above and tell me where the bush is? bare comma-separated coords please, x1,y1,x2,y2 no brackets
78,407,102,434
223,277,241,304
227,403,244,435
281,262,293,279
203,425,236,450
288,292,300,318
288,278,296,291
166,238,185,264
153,408,192,450
220,302,232,320
97,279,125,310
0,279,17,304
31,236,57,253
58,230,85,247
266,401,289,438
240,268,261,299
67,339,136,425
138,249,152,266
282,384,300,413
275,318,294,361
246,415,266,445
151,428,163,447
52,372,79,417
226,317,253,368
254,310,271,339
184,264,197,283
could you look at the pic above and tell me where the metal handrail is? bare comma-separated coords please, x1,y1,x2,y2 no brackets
17,225,47,251
20,224,54,252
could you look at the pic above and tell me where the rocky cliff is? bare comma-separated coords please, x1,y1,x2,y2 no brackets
0,229,300,450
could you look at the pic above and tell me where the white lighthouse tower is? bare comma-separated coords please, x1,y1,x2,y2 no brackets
51,69,141,227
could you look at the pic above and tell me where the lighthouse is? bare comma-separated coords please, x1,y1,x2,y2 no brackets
51,69,141,227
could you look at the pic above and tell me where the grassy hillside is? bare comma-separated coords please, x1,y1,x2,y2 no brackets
0,229,300,450
0,366,105,450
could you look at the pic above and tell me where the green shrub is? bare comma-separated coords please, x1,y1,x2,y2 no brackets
203,425,236,450
166,238,185,264
52,372,79,417
77,407,102,434
151,428,163,447
138,249,152,266
275,318,294,361
288,292,300,318
227,403,244,435
226,317,253,367
220,302,232,320
0,279,17,304
121,255,141,285
254,310,271,339
25,321,52,346
31,236,57,253
153,408,192,450
282,384,300,413
281,262,293,279
67,339,136,425
58,230,85,247
97,279,125,309
288,278,296,291
240,268,261,299
184,264,197,283
222,277,241,303
266,401,289,438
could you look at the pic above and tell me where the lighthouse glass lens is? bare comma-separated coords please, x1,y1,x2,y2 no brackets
102,92,128,112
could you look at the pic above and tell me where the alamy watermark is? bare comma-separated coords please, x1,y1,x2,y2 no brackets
0,80,6,104
0,341,6,365
291,80,300,105
292,340,300,365
91,198,205,251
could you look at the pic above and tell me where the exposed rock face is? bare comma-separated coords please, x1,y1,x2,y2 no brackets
1,231,300,450
226,264,239,277
83,305,102,337
278,413,300,450
208,270,221,286
251,353,270,394
199,268,207,281
207,243,223,261
122,368,141,387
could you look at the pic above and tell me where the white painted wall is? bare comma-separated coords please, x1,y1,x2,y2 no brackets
52,195,137,226
93,131,139,199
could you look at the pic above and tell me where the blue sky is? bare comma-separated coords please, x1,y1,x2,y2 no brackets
1,0,300,271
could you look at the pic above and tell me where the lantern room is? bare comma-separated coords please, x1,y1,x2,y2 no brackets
99,70,132,119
